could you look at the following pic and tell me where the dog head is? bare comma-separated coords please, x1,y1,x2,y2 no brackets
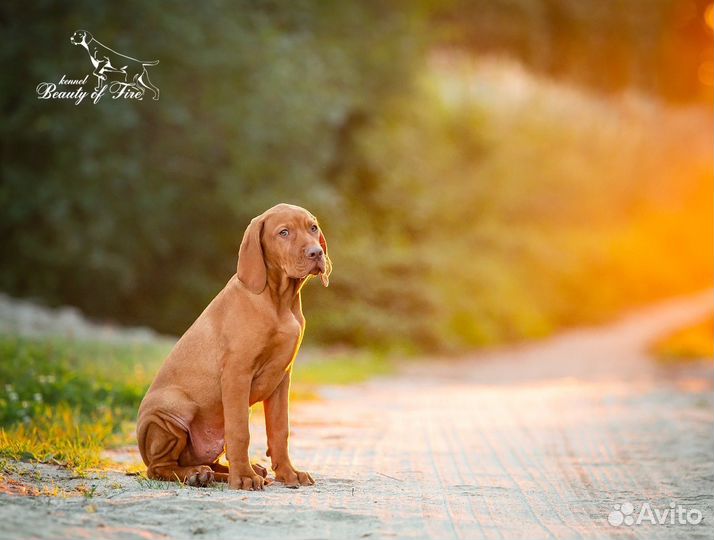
70,30,93,47
237,204,332,294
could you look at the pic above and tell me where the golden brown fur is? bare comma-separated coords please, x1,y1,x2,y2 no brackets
137,203,331,489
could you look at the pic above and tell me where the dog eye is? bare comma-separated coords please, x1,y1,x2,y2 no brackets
279,229,289,238
310,225,318,233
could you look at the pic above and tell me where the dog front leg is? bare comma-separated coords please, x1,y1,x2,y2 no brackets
92,72,105,91
264,371,315,487
92,65,108,91
221,367,266,490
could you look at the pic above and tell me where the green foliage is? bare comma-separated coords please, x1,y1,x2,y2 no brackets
310,59,712,349
0,0,423,335
0,336,169,426
0,2,711,354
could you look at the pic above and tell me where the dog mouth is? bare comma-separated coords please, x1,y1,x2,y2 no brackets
314,259,329,286
311,258,326,276
297,259,328,286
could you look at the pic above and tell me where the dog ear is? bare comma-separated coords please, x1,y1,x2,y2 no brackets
237,216,267,294
319,229,332,287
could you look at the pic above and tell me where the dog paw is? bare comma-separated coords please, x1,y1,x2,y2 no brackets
187,465,214,487
252,463,268,478
229,473,267,491
275,469,315,488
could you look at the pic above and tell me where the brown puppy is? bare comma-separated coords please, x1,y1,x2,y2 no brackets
137,204,331,490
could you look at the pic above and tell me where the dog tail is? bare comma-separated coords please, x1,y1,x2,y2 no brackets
142,59,160,66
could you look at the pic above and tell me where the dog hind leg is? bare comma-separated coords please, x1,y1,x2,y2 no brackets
138,412,214,486
138,68,160,100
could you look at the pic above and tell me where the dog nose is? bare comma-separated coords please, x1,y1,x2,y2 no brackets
306,246,323,260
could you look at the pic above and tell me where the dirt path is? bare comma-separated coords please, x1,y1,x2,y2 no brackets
1,292,712,539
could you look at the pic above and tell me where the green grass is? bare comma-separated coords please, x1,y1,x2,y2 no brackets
0,335,391,472
651,317,714,363
0,336,171,473
289,349,394,400
293,349,393,385
0,336,170,426
0,404,112,475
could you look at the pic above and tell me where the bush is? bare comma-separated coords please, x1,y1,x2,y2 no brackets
0,0,424,336
308,59,712,349
1,4,710,353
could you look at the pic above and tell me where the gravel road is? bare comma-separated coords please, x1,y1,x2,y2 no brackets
1,292,712,539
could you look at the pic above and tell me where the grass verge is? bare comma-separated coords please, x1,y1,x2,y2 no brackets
1,336,391,472
293,349,393,385
0,336,170,474
0,405,111,475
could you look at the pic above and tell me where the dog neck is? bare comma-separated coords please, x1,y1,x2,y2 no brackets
79,39,98,63
265,265,304,312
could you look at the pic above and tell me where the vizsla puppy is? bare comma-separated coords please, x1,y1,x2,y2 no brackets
137,204,331,490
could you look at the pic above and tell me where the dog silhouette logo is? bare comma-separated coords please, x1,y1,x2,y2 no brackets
70,29,159,100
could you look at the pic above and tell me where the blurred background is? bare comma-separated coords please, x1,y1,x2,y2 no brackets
1,0,712,352
0,0,712,472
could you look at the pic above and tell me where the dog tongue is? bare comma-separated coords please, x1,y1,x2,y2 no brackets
319,272,329,287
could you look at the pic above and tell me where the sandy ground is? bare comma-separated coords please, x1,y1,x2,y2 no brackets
0,292,712,540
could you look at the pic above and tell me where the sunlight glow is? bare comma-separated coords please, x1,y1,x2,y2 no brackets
705,3,714,31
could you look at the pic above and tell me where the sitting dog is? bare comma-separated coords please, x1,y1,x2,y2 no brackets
137,204,331,489
70,29,160,100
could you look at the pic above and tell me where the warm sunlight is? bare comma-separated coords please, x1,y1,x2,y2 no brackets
705,3,714,31
2,3,712,539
